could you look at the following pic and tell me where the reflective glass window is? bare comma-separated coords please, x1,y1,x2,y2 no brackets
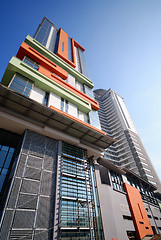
79,49,90,78
68,37,73,62
34,18,52,46
9,74,33,97
23,56,40,70
89,110,101,129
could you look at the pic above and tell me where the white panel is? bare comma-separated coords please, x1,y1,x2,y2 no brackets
46,26,54,49
76,81,83,92
68,102,77,117
78,110,85,121
48,92,61,109
68,73,75,87
29,86,45,104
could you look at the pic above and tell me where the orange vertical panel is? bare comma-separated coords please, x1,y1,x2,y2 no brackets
56,29,76,68
57,28,68,61
124,183,153,240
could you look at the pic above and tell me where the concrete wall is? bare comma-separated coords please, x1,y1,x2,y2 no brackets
95,164,135,240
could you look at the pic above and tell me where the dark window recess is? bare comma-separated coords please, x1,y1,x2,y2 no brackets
154,216,159,220
139,221,144,224
126,231,138,240
43,92,49,106
148,215,152,218
123,215,133,220
145,227,149,229
99,166,111,185
0,129,22,219
23,56,40,70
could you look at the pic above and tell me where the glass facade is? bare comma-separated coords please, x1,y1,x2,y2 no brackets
60,142,103,240
35,18,52,47
79,49,90,79
68,37,73,62
0,146,15,192
9,74,33,97
89,110,101,130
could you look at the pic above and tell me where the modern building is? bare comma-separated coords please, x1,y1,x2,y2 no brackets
94,89,161,193
0,17,114,240
0,17,161,240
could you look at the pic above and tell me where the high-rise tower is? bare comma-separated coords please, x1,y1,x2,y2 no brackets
94,88,161,192
0,17,114,240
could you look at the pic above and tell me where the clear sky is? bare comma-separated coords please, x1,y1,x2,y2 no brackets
1,0,161,180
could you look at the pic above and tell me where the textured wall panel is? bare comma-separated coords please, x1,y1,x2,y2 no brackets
21,179,40,194
0,210,13,240
24,167,41,181
7,178,21,208
27,155,43,169
0,130,58,240
12,210,35,228
17,194,37,210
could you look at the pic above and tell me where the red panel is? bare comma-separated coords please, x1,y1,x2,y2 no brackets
57,29,76,68
16,42,99,110
124,183,153,240
16,42,68,80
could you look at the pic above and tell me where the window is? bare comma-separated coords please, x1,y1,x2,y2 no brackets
60,143,92,238
0,146,15,192
77,109,89,123
89,110,101,129
75,81,84,93
23,56,39,70
9,74,33,97
34,18,52,46
110,170,124,191
61,98,68,113
68,37,73,61
62,42,64,52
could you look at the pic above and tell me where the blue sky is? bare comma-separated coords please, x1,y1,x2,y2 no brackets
1,0,161,180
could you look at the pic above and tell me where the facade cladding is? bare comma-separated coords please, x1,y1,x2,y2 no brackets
94,89,161,193
0,17,161,240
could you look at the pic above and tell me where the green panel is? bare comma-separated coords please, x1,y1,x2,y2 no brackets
1,57,91,113
25,35,94,89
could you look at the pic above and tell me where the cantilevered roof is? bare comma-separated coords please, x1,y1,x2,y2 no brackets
97,157,125,175
0,84,115,149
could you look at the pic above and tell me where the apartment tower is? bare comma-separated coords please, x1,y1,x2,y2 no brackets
94,88,161,192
